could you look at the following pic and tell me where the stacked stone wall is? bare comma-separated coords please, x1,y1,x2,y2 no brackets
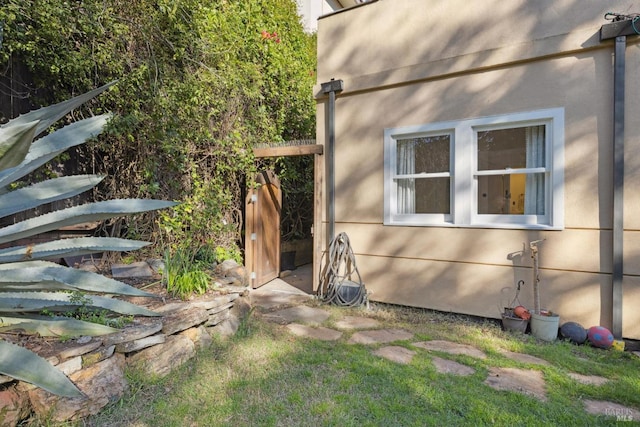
0,290,249,425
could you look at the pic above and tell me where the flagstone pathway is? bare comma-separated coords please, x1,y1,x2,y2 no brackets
250,285,638,422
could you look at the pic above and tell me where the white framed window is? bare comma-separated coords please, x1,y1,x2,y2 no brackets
384,108,564,229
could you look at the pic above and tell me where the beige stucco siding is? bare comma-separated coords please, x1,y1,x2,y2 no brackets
332,54,618,228
350,253,604,323
317,1,629,90
623,278,640,334
316,0,640,338
625,232,640,276
624,43,640,232
333,224,609,273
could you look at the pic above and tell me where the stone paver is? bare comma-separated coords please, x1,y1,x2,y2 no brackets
251,292,311,310
373,346,416,364
286,324,343,341
250,280,640,420
583,400,640,421
334,316,380,330
568,373,609,386
348,329,414,345
499,350,550,366
250,278,312,310
263,306,330,325
413,340,487,360
484,367,547,402
431,356,475,376
111,262,154,278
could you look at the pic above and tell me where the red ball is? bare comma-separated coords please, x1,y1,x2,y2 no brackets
587,326,614,349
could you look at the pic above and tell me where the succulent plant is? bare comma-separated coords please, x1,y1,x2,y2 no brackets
0,82,176,397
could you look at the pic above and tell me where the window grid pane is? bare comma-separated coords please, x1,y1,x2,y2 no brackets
477,173,545,215
395,135,450,215
476,125,546,216
396,135,450,175
396,177,450,214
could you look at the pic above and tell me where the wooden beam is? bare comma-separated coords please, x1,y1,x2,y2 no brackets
253,144,323,158
600,19,640,41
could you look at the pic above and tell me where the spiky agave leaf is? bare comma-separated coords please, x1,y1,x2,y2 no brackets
0,175,105,218
0,199,177,245
0,121,38,171
0,82,176,397
0,261,156,297
0,314,119,337
0,292,159,316
0,81,116,138
0,237,150,264
0,340,83,397
0,114,110,190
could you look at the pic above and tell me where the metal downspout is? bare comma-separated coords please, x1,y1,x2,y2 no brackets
612,36,625,339
599,13,638,339
321,79,344,243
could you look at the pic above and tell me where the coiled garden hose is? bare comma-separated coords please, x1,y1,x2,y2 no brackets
319,232,367,307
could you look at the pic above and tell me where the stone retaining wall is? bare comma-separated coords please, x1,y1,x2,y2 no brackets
0,290,249,425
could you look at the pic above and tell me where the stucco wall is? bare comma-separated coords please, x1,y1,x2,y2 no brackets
316,0,640,338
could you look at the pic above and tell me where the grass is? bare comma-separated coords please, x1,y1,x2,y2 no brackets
72,303,640,426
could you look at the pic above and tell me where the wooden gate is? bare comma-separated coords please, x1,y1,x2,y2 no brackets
245,170,281,288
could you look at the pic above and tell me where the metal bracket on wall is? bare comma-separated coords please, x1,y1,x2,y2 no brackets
600,16,640,40
321,79,344,94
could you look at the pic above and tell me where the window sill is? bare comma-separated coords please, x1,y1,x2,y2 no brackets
383,219,563,230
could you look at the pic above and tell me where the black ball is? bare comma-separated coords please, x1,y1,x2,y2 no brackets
560,321,587,344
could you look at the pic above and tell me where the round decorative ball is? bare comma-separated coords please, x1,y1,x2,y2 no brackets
587,326,614,349
560,322,587,344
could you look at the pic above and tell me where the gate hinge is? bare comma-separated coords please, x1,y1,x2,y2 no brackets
250,272,256,279
250,233,257,241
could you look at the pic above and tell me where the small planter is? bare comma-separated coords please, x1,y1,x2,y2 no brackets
281,238,313,269
530,311,560,342
280,251,296,271
501,313,529,334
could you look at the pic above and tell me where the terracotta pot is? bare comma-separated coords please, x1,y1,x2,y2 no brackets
513,305,531,320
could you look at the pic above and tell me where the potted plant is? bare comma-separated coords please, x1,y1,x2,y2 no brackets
528,239,560,341
501,280,529,333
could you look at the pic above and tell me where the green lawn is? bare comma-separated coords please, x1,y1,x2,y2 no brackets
80,303,640,427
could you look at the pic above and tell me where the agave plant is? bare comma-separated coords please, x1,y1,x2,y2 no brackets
0,82,176,397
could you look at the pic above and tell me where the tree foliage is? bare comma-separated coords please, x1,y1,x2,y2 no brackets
0,0,317,256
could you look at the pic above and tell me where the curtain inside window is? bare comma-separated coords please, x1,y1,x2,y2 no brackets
524,126,545,215
397,140,415,214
